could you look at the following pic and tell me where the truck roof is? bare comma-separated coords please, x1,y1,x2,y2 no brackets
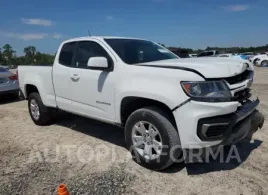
64,36,146,43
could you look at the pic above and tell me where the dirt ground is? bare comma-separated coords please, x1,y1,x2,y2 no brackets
0,67,268,195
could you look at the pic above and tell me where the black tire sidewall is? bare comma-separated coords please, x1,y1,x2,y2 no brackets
125,108,181,170
28,92,50,125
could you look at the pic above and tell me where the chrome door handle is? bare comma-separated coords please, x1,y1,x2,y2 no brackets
71,74,80,81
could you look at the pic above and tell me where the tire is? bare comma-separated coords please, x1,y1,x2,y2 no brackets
125,107,181,170
261,60,268,67
28,92,53,125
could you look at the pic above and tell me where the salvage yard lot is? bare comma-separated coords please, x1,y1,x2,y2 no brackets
0,67,268,195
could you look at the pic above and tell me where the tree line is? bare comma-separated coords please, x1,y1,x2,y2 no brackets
0,44,55,65
161,44,268,54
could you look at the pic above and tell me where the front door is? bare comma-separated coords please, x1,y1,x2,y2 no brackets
69,40,116,122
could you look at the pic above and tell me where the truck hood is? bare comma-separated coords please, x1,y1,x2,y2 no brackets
139,57,251,78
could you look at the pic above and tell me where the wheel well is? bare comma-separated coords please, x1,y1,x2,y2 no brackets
120,97,177,127
253,58,259,64
25,85,39,99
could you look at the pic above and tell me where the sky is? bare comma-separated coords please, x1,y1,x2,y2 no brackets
0,0,267,55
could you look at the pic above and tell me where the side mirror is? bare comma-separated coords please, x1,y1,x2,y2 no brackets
87,57,108,69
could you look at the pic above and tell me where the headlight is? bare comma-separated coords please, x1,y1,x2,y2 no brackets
181,80,231,102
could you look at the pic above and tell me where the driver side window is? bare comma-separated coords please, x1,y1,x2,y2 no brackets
75,41,111,68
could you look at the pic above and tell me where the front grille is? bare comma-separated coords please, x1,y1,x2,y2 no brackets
233,88,251,103
224,70,251,85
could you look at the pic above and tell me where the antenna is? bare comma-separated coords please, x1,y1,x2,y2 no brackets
88,30,91,36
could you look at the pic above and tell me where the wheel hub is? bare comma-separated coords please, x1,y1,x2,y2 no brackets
132,121,163,160
30,99,40,120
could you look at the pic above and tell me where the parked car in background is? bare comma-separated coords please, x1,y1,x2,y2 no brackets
0,65,9,70
9,65,18,69
168,48,189,58
189,54,197,57
250,53,268,65
18,36,264,170
0,67,19,99
241,52,256,60
217,53,233,57
215,54,254,69
217,53,250,60
197,50,219,57
256,55,268,67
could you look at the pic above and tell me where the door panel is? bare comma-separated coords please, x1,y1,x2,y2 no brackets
69,40,116,122
69,68,115,121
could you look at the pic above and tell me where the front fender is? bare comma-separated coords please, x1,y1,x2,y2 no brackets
114,77,189,123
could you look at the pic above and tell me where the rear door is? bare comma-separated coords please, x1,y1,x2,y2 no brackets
68,40,116,122
53,41,77,111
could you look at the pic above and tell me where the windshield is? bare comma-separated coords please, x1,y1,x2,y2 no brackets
104,39,178,64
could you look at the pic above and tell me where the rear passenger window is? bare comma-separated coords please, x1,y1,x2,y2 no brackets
59,42,76,66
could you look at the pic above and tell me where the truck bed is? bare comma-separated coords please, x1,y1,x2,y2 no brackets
18,65,56,107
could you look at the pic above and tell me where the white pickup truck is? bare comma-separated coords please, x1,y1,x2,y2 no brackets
19,36,264,170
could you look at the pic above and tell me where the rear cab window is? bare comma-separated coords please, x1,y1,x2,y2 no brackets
58,42,77,66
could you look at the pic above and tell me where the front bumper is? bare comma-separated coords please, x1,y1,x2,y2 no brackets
198,99,263,144
173,99,264,149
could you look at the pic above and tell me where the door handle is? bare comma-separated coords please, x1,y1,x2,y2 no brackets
71,74,80,81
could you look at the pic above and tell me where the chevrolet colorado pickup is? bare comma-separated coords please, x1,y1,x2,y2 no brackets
19,37,264,170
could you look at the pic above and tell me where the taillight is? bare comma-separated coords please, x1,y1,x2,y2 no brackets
9,74,18,80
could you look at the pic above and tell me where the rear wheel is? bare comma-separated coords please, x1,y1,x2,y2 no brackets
28,92,54,125
125,107,181,170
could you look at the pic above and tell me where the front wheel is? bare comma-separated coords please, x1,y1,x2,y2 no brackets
125,107,181,170
28,92,54,125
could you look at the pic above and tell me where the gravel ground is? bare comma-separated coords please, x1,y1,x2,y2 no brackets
0,67,268,195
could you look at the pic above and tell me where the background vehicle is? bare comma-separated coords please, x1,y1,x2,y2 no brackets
168,48,190,58
189,54,197,57
18,37,264,170
216,53,253,63
217,53,233,57
256,55,268,67
197,50,219,57
250,53,268,65
241,52,256,60
0,65,9,70
0,67,19,98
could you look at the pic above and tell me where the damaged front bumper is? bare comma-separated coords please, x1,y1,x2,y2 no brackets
183,99,265,163
197,99,264,144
